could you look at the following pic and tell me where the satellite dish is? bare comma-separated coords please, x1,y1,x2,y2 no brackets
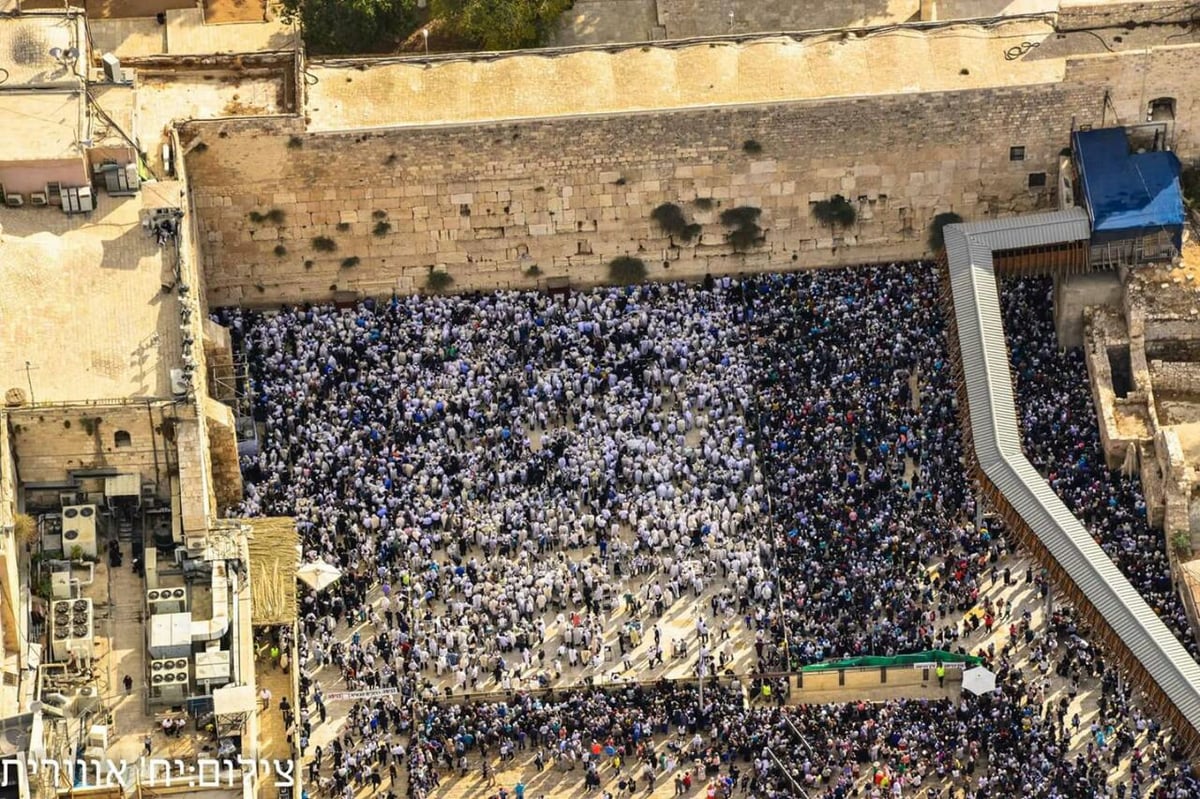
49,47,63,59
64,48,79,60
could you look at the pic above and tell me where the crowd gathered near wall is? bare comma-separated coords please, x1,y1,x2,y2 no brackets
219,267,1200,798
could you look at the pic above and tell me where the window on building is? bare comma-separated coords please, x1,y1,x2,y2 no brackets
1009,146,1026,161
1028,172,1047,190
1148,97,1176,122
114,430,132,448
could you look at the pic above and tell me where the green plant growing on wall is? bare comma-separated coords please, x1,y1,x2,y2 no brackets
1172,529,1192,556
811,195,857,229
524,264,542,278
719,206,764,251
928,212,965,253
274,244,288,257
742,139,763,154
373,220,392,237
372,209,389,220
341,256,361,268
651,203,688,236
426,268,454,292
312,236,337,252
287,135,304,149
336,222,352,232
70,545,83,562
693,197,715,211
651,203,702,243
608,256,647,284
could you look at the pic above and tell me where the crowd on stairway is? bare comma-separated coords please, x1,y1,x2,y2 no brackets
218,264,1199,798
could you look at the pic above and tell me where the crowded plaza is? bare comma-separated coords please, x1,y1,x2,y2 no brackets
219,266,1200,798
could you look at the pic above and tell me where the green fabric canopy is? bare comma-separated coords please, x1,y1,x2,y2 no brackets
800,649,982,672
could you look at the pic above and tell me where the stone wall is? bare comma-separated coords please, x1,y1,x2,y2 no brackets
656,0,917,38
185,43,1200,307
1057,0,1200,30
1149,361,1200,394
187,85,1088,306
6,404,172,487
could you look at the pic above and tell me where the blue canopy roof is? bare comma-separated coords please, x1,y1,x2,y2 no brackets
1073,128,1185,234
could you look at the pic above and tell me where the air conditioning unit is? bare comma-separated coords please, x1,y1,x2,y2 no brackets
62,505,98,558
170,368,189,396
185,535,207,554
148,658,189,701
75,687,101,714
62,186,93,214
29,192,48,207
50,599,93,662
146,587,186,614
5,194,23,208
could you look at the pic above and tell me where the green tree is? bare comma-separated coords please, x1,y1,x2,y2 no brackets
432,0,571,50
282,0,418,54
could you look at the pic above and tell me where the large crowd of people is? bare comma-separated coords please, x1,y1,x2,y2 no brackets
219,265,1200,798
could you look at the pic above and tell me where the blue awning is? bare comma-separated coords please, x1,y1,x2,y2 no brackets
1073,127,1185,235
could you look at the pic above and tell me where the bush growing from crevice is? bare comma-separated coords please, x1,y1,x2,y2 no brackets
651,203,688,236
928,212,964,252
341,256,361,268
742,139,763,154
693,197,715,211
608,256,647,284
812,195,857,229
312,236,337,252
373,220,392,236
719,206,765,251
274,244,288,257
426,268,454,292
336,221,352,232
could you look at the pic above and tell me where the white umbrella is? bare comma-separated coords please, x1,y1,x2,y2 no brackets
296,560,342,592
961,666,996,696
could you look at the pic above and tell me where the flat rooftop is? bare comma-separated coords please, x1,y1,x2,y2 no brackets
0,191,184,404
0,12,87,87
0,90,85,162
305,19,1064,131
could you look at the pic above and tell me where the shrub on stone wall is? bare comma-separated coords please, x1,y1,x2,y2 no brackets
373,220,392,236
811,195,857,229
651,203,688,236
426,268,454,292
608,256,647,284
928,212,964,252
720,206,765,251
312,236,337,252
341,256,361,268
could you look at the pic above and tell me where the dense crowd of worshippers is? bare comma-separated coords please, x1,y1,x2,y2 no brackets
219,267,1199,798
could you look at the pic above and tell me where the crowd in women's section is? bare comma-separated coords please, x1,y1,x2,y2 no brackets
1002,278,1199,657
219,265,1199,797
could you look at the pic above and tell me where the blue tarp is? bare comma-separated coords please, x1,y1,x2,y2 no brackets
1073,128,1185,239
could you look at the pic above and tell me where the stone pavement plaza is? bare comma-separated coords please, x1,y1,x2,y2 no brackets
301,544,1160,799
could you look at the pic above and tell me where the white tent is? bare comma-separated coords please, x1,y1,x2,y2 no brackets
961,666,996,696
296,560,342,592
